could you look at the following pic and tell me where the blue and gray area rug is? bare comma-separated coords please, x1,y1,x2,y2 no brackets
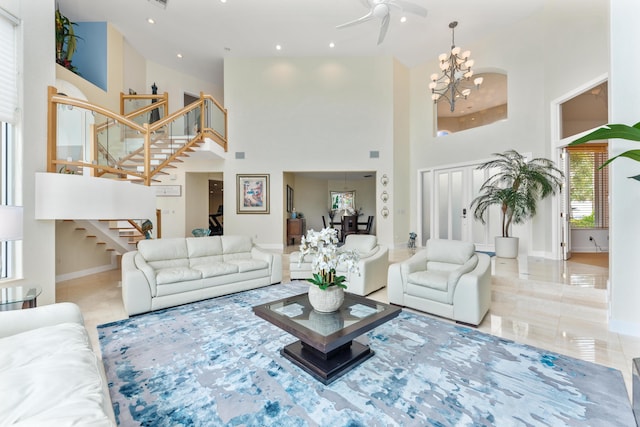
98,282,634,426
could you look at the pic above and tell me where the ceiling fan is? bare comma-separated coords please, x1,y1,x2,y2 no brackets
336,0,428,45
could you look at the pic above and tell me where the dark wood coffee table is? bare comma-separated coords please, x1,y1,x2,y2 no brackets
253,291,401,384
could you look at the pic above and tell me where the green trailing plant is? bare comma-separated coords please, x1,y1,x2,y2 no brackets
570,121,640,181
470,150,564,238
55,8,82,73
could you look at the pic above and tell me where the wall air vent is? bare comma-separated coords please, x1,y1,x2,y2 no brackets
149,0,168,9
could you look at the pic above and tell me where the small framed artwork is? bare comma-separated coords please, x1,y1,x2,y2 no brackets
330,190,356,211
286,185,294,213
237,174,270,214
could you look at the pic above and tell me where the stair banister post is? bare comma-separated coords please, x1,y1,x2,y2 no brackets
162,92,169,120
199,91,206,135
143,122,151,186
47,86,58,173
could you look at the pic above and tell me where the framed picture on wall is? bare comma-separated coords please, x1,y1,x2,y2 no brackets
286,185,293,213
330,190,355,212
237,174,270,214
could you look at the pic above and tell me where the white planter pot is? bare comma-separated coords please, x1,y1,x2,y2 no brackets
308,285,344,313
495,236,519,258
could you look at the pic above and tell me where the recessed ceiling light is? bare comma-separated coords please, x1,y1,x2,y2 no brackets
400,16,407,23
275,44,282,51
147,18,155,24
220,0,227,2
177,53,183,59
329,42,335,48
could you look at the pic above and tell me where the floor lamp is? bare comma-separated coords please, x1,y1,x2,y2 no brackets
0,205,23,242
0,205,23,278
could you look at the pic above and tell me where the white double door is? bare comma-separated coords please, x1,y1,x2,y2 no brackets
420,164,499,251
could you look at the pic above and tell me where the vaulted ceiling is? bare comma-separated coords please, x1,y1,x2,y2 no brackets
58,0,544,85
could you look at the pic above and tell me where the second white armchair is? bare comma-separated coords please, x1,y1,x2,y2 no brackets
290,234,388,296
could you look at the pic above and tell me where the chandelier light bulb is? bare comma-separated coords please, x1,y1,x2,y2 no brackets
438,53,447,62
464,70,473,79
430,73,439,81
429,82,437,89
451,46,461,56
465,59,474,68
462,88,471,97
474,77,484,86
462,50,471,59
440,62,448,71
432,94,440,101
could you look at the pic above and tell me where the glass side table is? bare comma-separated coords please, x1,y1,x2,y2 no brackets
0,285,42,311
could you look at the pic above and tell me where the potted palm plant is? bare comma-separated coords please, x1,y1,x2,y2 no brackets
470,150,564,258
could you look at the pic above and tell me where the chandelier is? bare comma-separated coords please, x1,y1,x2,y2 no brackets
429,21,483,112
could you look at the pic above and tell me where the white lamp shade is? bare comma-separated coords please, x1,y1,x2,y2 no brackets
0,205,23,241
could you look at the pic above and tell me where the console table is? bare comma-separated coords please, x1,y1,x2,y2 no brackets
287,218,306,245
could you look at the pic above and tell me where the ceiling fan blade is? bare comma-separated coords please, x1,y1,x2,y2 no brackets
389,0,428,17
336,11,374,29
377,13,390,45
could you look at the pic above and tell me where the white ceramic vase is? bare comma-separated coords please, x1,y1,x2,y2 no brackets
308,285,344,313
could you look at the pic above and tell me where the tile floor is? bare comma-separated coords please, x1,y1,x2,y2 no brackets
56,247,639,402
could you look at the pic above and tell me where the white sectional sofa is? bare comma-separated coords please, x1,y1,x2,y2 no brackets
0,302,115,426
122,235,282,315
289,234,389,296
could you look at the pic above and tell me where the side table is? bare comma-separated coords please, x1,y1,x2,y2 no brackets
287,218,306,245
0,285,42,310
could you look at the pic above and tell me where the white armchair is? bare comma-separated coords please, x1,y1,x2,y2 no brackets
387,239,491,325
290,234,388,296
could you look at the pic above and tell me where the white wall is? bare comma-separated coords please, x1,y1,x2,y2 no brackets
35,173,156,220
154,154,226,238
223,57,397,248
185,172,210,235
608,0,640,335
146,61,223,112
123,39,147,95
409,1,608,257
0,0,57,304
570,229,609,253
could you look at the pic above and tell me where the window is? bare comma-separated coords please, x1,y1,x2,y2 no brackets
0,8,19,279
568,144,609,229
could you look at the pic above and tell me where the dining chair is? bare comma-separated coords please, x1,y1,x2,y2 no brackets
341,215,358,242
357,216,374,234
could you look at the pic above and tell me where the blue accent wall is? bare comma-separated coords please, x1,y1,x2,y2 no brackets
73,22,107,91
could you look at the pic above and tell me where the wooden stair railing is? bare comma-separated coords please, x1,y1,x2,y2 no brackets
47,86,227,186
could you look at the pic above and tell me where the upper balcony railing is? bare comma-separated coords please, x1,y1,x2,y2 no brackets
47,86,228,185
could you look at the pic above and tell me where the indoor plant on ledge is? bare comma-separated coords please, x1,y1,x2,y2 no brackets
470,150,564,258
298,227,360,312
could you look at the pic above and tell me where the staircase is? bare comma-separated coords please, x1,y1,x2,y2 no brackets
46,88,226,256
48,87,228,185
74,219,147,254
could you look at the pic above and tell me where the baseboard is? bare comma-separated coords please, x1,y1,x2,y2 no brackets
55,262,118,283
609,318,640,338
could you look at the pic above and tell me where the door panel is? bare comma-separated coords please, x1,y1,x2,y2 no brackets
422,163,497,250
